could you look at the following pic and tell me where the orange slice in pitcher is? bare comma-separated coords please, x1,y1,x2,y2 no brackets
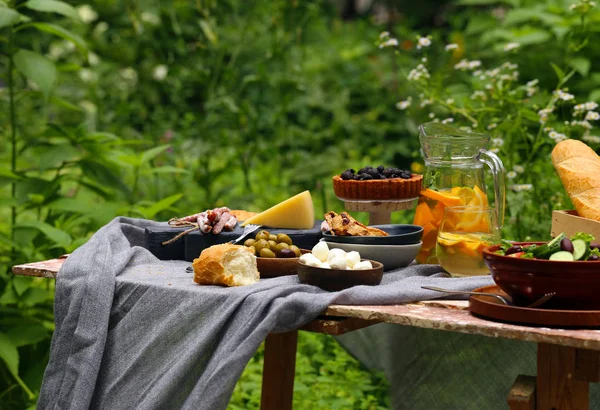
437,232,465,247
467,185,489,207
414,201,436,227
420,189,462,207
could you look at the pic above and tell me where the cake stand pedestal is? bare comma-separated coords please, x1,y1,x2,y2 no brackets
341,198,418,225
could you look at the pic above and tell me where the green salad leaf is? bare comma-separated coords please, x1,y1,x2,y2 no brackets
571,232,595,243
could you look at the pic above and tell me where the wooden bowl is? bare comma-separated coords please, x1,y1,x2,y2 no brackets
297,259,384,291
257,249,309,278
483,242,600,309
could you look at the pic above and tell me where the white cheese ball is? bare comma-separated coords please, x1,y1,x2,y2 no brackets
327,248,346,264
300,253,322,267
353,260,373,270
329,257,347,270
345,251,361,268
311,241,329,262
320,262,331,269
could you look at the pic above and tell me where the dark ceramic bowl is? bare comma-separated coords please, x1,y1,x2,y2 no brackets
322,224,423,245
483,242,600,310
297,259,384,291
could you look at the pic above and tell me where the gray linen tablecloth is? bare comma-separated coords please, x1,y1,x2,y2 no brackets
39,217,516,409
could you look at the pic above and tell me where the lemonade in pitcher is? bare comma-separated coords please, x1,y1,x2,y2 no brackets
414,186,489,263
413,122,505,264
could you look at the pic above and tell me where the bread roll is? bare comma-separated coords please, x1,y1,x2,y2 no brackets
551,139,600,221
192,244,259,286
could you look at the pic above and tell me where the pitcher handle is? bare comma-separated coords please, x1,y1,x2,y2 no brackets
479,149,506,229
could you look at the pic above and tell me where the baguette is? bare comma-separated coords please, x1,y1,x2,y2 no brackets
551,139,600,221
192,244,259,286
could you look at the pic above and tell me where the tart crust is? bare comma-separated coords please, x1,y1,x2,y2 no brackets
332,174,423,201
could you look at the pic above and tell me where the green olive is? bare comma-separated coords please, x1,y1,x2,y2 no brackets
244,238,256,247
254,239,268,253
255,230,270,241
260,248,276,258
269,234,278,242
289,245,301,257
268,240,278,252
276,234,293,245
247,246,257,256
275,242,289,256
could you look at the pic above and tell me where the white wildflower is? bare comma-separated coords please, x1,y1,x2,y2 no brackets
120,67,138,83
454,59,482,71
514,165,525,173
396,98,412,110
586,101,599,110
441,118,454,124
445,43,459,51
420,99,433,107
94,22,109,35
510,184,533,192
501,62,518,70
141,12,161,26
78,68,95,83
429,113,436,119
503,42,520,51
487,123,497,130
152,65,168,81
417,37,432,49
473,70,483,77
88,52,100,66
526,87,538,97
571,120,593,129
585,111,600,121
446,98,454,105
379,31,390,39
492,138,504,147
77,5,98,24
490,148,500,153
554,89,575,101
570,3,578,10
549,131,568,142
538,108,554,124
422,58,428,63
507,171,517,179
526,79,539,87
471,90,487,100
583,135,600,143
379,38,399,48
407,64,430,81
485,84,493,90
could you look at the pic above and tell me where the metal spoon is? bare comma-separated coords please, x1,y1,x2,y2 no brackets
421,286,555,308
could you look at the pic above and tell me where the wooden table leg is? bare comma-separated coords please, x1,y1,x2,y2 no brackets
260,330,298,410
507,374,536,410
537,343,589,410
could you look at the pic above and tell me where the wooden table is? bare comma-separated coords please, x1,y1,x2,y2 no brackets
13,258,600,410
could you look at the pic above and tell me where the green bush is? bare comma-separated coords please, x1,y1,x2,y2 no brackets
2,0,600,408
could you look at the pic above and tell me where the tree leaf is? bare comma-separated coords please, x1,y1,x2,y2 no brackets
199,19,217,44
30,22,87,52
15,221,72,247
147,166,190,174
7,324,49,347
12,276,32,297
140,145,170,165
0,332,19,379
24,0,79,20
20,288,53,307
0,169,22,188
550,62,565,81
0,8,21,29
0,285,18,305
570,57,591,77
138,193,183,219
49,95,83,111
13,49,57,98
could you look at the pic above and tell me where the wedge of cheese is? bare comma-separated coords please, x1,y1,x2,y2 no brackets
241,191,315,229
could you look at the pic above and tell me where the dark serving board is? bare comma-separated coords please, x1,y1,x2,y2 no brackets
145,221,324,262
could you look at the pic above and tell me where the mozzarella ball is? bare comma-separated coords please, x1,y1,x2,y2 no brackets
320,262,331,269
300,253,322,267
327,248,346,264
311,241,329,262
329,257,347,270
345,251,361,268
353,260,373,270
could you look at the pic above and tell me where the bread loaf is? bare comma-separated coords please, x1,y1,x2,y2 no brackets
192,244,259,286
551,139,600,221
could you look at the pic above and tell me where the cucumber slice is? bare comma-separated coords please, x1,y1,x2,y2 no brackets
533,233,566,259
549,251,575,261
572,239,590,261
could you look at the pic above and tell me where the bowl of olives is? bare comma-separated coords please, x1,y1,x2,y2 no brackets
244,230,308,278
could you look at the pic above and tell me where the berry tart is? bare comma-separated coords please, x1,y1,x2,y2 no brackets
332,166,423,201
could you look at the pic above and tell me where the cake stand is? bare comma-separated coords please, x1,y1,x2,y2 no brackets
336,196,418,225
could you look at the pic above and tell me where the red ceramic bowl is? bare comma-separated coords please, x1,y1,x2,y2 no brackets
483,242,600,310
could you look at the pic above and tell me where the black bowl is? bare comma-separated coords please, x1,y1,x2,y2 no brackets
322,224,423,245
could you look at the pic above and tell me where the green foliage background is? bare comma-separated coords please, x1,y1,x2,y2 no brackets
1,0,600,408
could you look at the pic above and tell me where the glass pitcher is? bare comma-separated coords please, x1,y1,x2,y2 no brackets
413,122,505,264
